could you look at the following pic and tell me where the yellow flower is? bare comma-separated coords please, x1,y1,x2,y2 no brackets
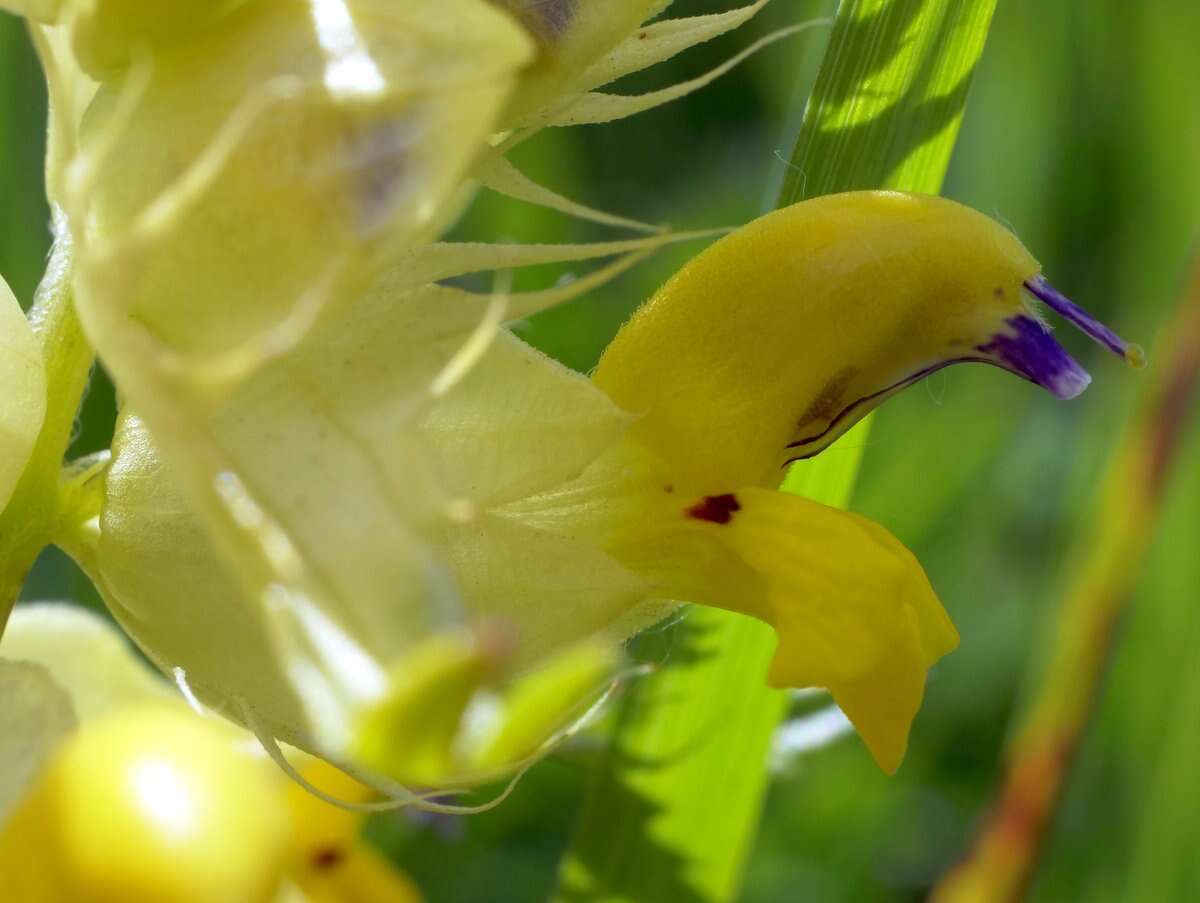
87,192,1140,785
351,190,1137,775
0,0,1140,795
531,190,1143,771
0,604,421,903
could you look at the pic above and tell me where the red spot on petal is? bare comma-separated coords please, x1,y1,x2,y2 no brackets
686,494,741,524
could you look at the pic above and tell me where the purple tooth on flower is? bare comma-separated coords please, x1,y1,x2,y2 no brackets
974,277,1144,400
1024,275,1147,367
975,314,1093,399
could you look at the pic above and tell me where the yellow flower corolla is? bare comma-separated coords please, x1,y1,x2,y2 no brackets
0,0,1140,798
547,191,1136,770
0,274,45,512
5,0,253,78
77,193,1138,784
0,604,421,903
583,192,1034,769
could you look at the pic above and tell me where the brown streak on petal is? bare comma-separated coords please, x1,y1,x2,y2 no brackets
795,366,857,430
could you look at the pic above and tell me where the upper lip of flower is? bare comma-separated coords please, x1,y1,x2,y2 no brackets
787,275,1145,460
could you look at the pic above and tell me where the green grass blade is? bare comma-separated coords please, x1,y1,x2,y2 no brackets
779,0,997,203
555,2,998,901
0,15,51,305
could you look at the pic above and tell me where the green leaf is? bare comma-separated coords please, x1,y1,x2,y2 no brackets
554,1,998,900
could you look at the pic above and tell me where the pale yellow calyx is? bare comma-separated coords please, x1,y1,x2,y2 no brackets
92,310,638,776
53,0,545,788
462,639,617,773
351,627,506,788
73,0,534,370
349,627,618,788
66,0,252,78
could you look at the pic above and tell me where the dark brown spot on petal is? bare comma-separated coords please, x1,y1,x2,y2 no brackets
994,286,1006,299
311,846,345,871
687,494,740,524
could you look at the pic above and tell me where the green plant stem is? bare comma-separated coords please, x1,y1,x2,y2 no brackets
930,260,1200,903
555,3,997,901
0,225,92,628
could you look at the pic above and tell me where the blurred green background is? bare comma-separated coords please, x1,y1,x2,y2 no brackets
2,1,1198,901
